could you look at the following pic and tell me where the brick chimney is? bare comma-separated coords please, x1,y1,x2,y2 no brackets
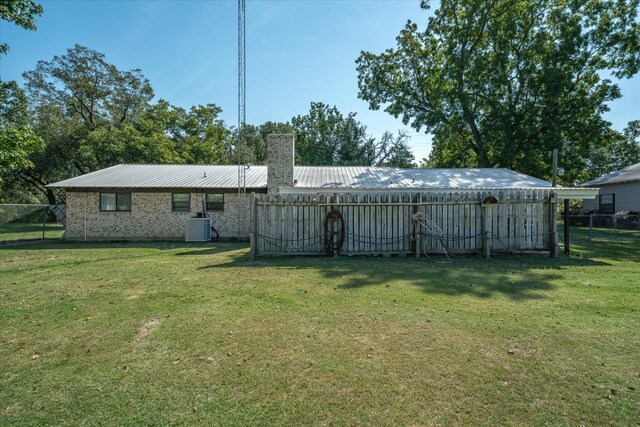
267,134,295,194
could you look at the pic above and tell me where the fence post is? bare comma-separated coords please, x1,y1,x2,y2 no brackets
482,205,491,259
84,195,88,242
414,194,421,259
564,199,570,256
42,206,46,239
549,193,558,257
614,215,617,232
249,192,256,259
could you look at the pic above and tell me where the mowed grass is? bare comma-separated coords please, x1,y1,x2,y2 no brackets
560,223,640,242
0,223,65,242
0,235,638,425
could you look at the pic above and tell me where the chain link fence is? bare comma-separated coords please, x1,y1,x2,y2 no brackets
0,204,66,243
559,213,640,243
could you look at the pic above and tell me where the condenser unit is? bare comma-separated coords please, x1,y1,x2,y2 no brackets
185,217,212,242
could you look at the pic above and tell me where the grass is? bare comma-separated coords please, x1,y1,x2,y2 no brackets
0,232,638,425
0,223,65,242
561,223,640,242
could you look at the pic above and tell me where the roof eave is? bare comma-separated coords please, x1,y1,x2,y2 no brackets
555,187,599,199
48,185,268,191
582,178,640,187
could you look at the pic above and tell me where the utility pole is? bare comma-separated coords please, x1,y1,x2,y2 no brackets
552,148,569,256
551,149,558,187
237,0,247,241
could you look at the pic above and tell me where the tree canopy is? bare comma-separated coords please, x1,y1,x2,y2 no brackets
0,0,43,55
292,102,414,167
587,120,640,178
0,81,43,177
2,45,413,204
240,122,296,165
357,0,640,183
2,45,233,203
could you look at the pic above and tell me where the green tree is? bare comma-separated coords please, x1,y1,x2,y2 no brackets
5,44,241,203
0,126,41,170
145,101,233,164
12,45,155,203
0,81,42,184
239,122,295,164
24,44,154,136
586,120,640,179
357,0,640,181
0,0,43,55
376,131,415,168
291,102,368,165
291,102,414,167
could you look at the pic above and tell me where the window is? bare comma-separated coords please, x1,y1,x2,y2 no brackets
206,193,224,211
172,193,191,212
599,194,615,214
100,193,131,212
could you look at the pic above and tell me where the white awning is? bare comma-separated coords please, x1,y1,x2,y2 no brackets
554,188,599,200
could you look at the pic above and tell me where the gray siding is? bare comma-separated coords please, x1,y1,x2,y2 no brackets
584,182,640,212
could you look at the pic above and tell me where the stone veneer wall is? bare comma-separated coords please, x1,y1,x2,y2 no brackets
65,191,249,241
267,134,294,194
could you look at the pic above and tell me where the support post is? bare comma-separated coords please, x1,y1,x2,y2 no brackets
549,193,558,257
249,192,256,259
564,199,570,256
482,205,491,259
588,213,593,240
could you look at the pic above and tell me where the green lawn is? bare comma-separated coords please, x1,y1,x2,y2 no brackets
560,222,640,243
0,234,638,425
0,223,65,242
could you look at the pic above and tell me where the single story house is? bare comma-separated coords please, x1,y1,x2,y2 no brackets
582,162,640,213
49,135,597,256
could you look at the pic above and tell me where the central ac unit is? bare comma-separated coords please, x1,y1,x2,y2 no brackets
185,217,212,242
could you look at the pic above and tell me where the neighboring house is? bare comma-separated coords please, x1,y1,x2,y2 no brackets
582,162,640,213
48,134,597,250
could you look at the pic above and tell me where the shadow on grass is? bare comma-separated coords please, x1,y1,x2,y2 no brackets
199,251,609,300
0,224,59,233
0,240,247,255
567,239,640,262
560,225,640,261
174,247,244,256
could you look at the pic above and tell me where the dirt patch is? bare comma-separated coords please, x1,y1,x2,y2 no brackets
135,317,161,342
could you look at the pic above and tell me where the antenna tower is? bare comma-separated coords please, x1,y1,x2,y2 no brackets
237,0,247,241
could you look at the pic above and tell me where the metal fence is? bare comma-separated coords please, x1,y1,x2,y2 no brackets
0,204,66,243
560,214,640,242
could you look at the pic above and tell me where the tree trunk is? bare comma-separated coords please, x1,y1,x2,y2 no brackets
466,119,490,167
46,189,58,205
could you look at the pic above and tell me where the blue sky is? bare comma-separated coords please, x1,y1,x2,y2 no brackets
1,0,638,163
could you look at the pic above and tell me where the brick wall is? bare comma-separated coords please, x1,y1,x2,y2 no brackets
267,134,294,194
65,191,249,241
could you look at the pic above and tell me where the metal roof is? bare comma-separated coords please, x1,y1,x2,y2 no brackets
48,164,552,190
582,162,640,187
48,164,269,189
294,166,551,189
